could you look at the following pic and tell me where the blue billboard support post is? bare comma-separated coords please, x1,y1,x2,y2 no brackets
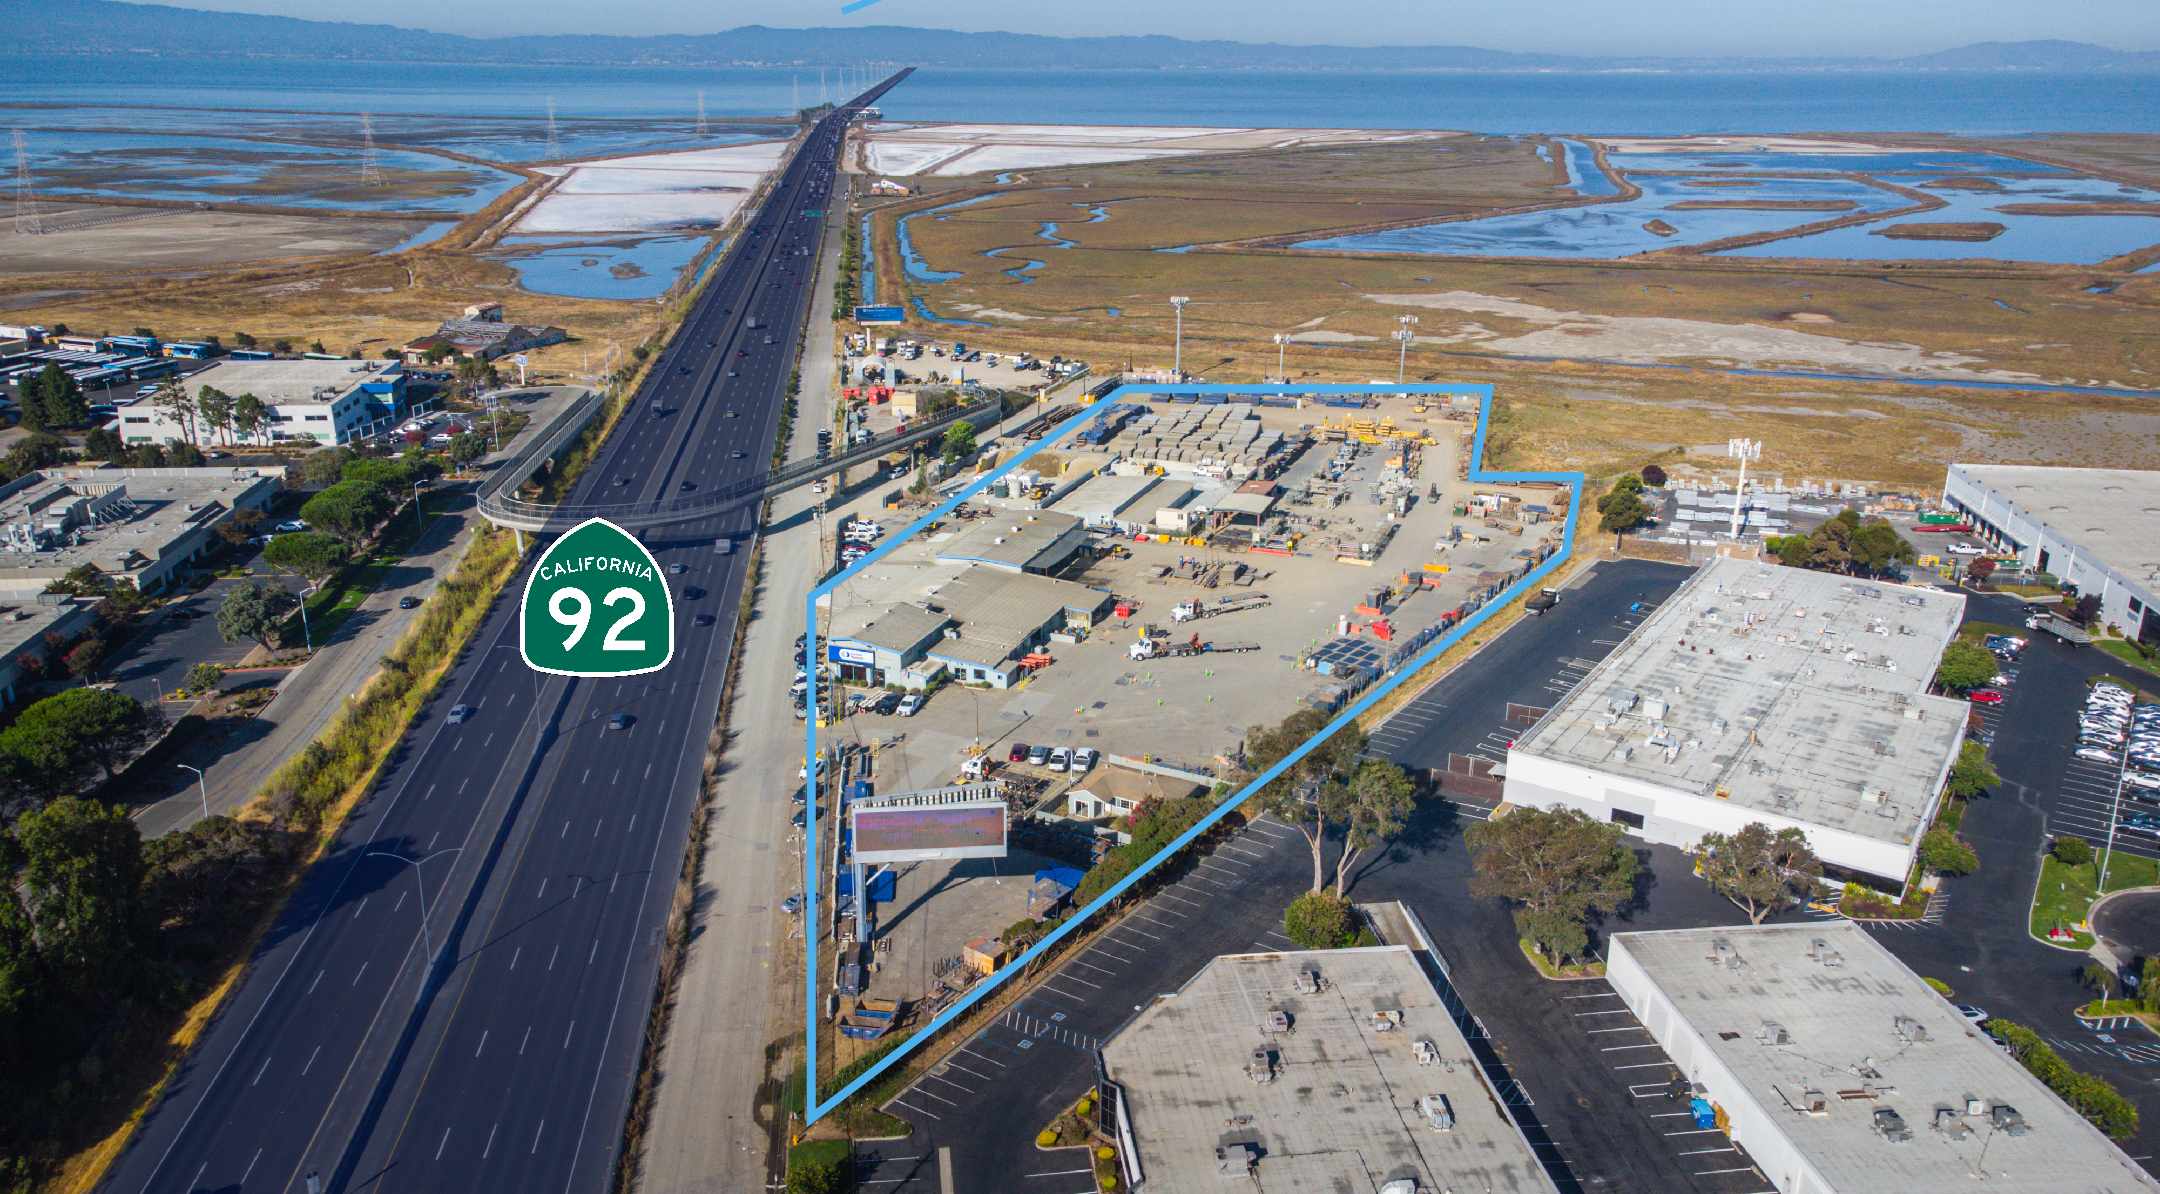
801,382,1585,1122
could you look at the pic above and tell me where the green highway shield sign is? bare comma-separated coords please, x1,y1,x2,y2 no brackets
521,518,675,677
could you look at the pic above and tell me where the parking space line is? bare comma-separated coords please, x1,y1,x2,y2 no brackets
1679,1147,1739,1156
1071,959,1117,977
1601,1043,1662,1051
1586,1026,1646,1034
1038,981,1094,1000
1666,1128,1722,1137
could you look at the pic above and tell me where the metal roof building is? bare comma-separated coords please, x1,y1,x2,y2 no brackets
933,510,1091,574
1944,464,2160,645
1502,556,1969,889
1607,922,2160,1194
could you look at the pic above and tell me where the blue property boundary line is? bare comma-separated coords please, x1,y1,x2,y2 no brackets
803,382,1584,1122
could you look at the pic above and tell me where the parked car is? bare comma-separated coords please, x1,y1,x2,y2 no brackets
1956,1005,1989,1025
871,691,901,715
1008,742,1031,763
446,704,471,724
897,693,924,717
1049,746,1071,772
781,893,804,914
1027,743,1050,766
1967,689,2003,704
1072,747,1098,773
273,520,309,533
399,595,421,609
799,757,824,780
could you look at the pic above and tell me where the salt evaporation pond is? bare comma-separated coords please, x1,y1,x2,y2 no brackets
493,236,709,300
19,128,520,212
1718,174,2160,263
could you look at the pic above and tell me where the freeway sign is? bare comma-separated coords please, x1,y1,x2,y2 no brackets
521,517,675,677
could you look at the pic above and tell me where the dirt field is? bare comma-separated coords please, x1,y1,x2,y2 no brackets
0,208,429,276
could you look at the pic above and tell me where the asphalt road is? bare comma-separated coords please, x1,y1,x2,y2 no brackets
100,73,913,1194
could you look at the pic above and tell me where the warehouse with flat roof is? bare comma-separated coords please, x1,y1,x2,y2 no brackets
1102,943,1557,1194
1607,922,2160,1194
1502,556,1969,889
933,510,1091,574
1943,464,2160,645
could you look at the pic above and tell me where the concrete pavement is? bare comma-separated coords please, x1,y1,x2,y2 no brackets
634,180,850,1193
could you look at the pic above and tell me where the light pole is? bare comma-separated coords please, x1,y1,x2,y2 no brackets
1169,296,1189,380
365,847,463,969
1394,315,1420,384
412,481,427,534
1273,333,1289,384
177,762,208,820
1726,438,1762,540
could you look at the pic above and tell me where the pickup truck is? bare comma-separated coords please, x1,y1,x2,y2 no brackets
1526,589,1559,615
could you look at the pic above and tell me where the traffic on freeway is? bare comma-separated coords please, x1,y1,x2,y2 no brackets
103,71,915,1194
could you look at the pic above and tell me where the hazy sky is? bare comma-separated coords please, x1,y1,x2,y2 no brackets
184,0,2159,56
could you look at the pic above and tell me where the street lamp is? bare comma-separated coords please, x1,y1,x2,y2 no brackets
1169,296,1189,380
176,762,208,820
1272,333,1289,384
1393,315,1420,384
413,481,427,534
365,847,463,970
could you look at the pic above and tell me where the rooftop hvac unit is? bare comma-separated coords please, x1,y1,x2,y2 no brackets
1417,1093,1455,1131
1758,1022,1791,1046
1893,1016,1929,1042
1262,1010,1290,1034
1214,1143,1256,1176
1243,1049,1275,1085
1874,1107,1913,1142
1990,1104,2028,1136
1934,1108,1973,1140
1294,967,1321,995
1800,1088,1828,1115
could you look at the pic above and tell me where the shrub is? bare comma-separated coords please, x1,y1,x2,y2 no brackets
183,662,227,694
1037,1130,1057,1148
2052,836,2093,867
1097,1146,1114,1161
1923,976,1953,997
1989,1020,2139,1139
1919,827,1978,876
1284,892,1359,949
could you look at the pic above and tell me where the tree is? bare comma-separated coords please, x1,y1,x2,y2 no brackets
784,1158,849,1194
1944,740,1999,799
93,580,151,625
941,421,977,461
292,446,354,488
1935,641,1998,693
423,341,455,365
300,479,393,544
1611,472,1645,495
46,563,111,597
344,454,440,489
233,331,257,349
2073,593,2104,627
183,662,227,695
1596,489,1649,543
2052,836,2093,867
21,363,89,431
1466,806,1639,963
1848,518,1915,575
130,444,168,468
64,638,107,685
1247,707,1368,894
1967,556,1997,583
150,377,199,444
1283,892,1360,949
196,385,235,445
11,796,149,1005
2082,962,2118,1002
215,507,265,546
0,717,98,803
261,532,351,585
1639,464,1667,487
1695,823,1824,924
232,392,269,444
13,688,163,781
217,580,299,656
447,432,489,470
1919,826,1978,876
272,340,293,356
1767,532,1816,569
83,426,126,463
1332,758,1415,896
170,442,207,468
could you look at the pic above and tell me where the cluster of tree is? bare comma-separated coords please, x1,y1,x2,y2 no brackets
1283,890,1374,949
216,581,302,657
1766,509,1916,576
1987,1018,2140,1139
1694,823,1826,923
1072,792,1221,906
940,421,976,462
296,452,442,546
1596,472,1652,543
15,364,90,431
1247,707,1417,897
1466,805,1639,963
0,689,164,816
144,380,273,447
0,798,293,1182
0,433,72,486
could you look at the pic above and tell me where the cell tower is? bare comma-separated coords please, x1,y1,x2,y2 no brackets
544,98,560,161
12,130,41,236
358,113,385,188
696,90,707,138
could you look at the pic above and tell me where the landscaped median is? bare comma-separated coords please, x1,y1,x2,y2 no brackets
2030,835,2159,951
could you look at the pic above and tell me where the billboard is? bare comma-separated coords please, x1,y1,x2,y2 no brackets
851,800,1008,863
853,305,906,325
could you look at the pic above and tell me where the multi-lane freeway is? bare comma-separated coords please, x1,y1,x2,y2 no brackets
102,71,914,1194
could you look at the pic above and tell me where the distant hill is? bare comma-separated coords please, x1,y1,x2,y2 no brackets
4,0,2157,71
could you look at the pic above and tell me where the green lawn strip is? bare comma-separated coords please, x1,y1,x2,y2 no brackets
2095,640,2158,670
280,503,443,645
1955,621,2024,642
788,1138,852,1172
2030,853,2160,950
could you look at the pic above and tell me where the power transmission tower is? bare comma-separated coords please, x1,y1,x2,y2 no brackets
358,113,385,188
12,130,41,235
793,76,800,117
544,98,560,161
696,90,707,138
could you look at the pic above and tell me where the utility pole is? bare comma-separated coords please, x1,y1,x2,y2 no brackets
1727,438,1761,540
1170,296,1189,380
1273,332,1289,383
1393,315,1419,384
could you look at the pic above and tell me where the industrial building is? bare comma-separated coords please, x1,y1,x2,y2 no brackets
1502,556,1969,889
932,510,1091,575
113,358,408,447
1100,938,1557,1194
0,466,283,599
1942,464,2160,644
1050,473,1194,535
401,302,566,364
822,564,1111,689
1607,922,2160,1194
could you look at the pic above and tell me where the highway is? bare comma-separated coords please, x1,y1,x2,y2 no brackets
100,71,914,1194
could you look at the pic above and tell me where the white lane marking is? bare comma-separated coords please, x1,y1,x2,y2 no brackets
483,1123,498,1160
549,944,560,970
251,1056,273,1086
351,961,367,986
538,878,547,900
436,1127,452,1160
509,947,520,971
353,897,368,920
531,1119,546,1153
308,969,323,994
239,1149,262,1184
301,1045,321,1075
564,1020,576,1049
